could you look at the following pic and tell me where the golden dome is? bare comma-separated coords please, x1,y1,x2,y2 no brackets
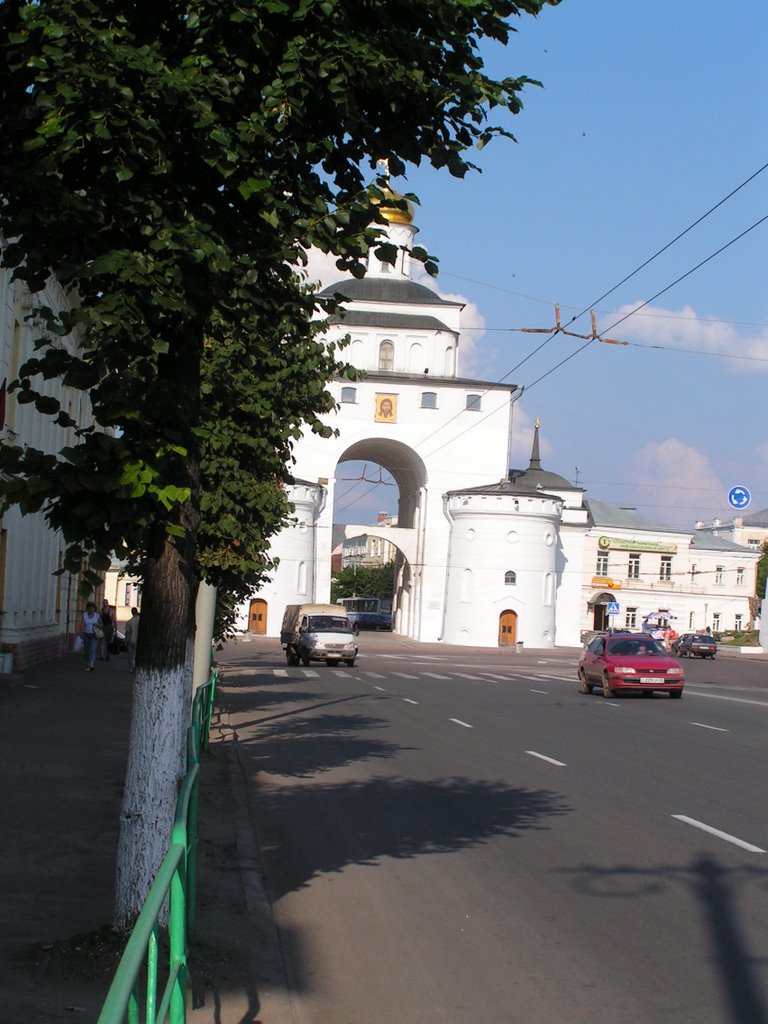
378,185,414,225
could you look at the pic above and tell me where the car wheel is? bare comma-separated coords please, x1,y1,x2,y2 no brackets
670,690,682,699
345,658,356,667
602,674,614,698
578,669,592,694
285,649,296,665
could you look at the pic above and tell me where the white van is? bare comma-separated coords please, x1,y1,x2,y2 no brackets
280,604,358,666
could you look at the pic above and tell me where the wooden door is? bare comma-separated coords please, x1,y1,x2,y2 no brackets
248,599,267,635
498,610,517,646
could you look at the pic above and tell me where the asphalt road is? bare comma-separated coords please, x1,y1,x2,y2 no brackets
219,637,768,1024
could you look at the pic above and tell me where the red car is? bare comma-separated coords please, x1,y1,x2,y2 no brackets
578,633,685,699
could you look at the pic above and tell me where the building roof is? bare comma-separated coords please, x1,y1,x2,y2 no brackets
740,506,768,528
446,477,562,501
585,497,690,536
690,533,758,554
508,420,583,493
321,277,460,307
328,309,455,334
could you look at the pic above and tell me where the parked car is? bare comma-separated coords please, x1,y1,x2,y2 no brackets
578,632,685,699
671,633,717,659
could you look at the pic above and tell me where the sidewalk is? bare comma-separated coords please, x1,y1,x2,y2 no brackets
1,647,288,1024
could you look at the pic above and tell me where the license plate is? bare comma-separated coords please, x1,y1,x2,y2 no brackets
639,676,662,684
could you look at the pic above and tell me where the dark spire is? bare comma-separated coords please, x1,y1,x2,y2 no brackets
529,417,542,470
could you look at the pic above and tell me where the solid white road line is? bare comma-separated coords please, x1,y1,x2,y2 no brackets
526,751,567,767
449,718,474,729
690,721,730,732
671,815,766,853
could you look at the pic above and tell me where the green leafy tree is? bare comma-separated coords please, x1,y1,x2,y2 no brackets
332,563,396,603
0,0,558,928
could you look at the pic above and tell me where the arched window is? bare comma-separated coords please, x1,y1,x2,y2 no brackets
340,386,357,404
420,391,437,409
444,345,456,376
466,393,481,411
504,570,517,586
379,340,394,371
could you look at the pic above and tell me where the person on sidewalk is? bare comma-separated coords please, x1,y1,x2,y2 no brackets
81,602,102,672
99,598,115,661
124,606,140,672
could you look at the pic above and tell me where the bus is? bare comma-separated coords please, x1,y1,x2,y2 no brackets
339,596,392,632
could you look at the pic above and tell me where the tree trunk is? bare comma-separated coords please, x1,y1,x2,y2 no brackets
113,521,199,931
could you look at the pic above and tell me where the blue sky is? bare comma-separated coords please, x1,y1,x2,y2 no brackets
318,0,768,530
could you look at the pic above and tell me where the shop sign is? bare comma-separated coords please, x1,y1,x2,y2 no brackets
591,577,622,589
597,536,677,554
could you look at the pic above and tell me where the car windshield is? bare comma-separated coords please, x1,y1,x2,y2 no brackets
607,638,665,657
308,615,353,634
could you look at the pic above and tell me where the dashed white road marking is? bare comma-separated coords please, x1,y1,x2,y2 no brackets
363,672,387,679
373,685,387,692
530,689,549,695
394,673,420,680
423,672,451,679
449,718,474,729
273,669,288,677
454,673,490,681
690,721,729,732
526,750,567,767
685,690,768,709
302,669,319,677
403,698,419,705
671,815,766,853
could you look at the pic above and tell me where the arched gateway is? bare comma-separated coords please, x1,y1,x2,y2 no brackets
236,194,586,648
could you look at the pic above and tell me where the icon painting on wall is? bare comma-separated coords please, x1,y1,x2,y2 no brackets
375,393,398,423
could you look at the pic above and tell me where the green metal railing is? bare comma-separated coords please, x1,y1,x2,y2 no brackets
96,664,218,1024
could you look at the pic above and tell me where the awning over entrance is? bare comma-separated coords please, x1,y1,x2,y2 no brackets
587,591,617,607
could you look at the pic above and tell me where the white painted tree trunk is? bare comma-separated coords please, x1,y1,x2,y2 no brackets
113,645,193,931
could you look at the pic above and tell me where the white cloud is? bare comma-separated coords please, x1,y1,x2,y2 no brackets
599,303,768,374
630,439,727,527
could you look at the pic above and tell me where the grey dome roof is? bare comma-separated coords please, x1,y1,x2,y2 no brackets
321,277,459,307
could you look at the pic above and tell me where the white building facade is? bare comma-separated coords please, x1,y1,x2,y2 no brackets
0,263,99,668
236,201,760,650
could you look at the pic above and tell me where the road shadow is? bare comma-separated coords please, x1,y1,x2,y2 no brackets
256,774,571,900
564,856,768,1024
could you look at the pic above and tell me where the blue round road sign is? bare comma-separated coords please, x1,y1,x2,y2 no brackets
727,486,751,510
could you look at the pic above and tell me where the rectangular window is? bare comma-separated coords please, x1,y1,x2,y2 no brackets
736,567,745,586
628,553,640,579
625,607,637,629
735,613,743,631
715,566,723,585
713,613,721,631
340,386,357,403
420,391,438,409
465,393,481,412
596,553,608,576
659,555,672,582
688,611,695,630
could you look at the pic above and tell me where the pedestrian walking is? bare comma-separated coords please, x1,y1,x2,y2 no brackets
124,606,140,672
81,602,102,672
99,598,115,660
